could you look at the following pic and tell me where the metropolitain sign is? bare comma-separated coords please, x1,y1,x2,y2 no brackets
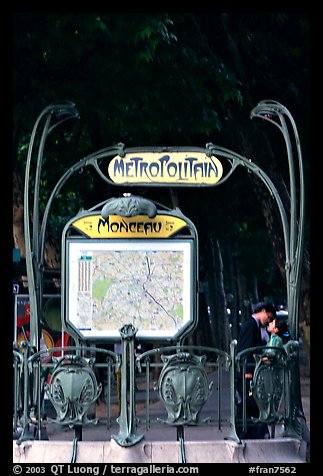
108,152,223,185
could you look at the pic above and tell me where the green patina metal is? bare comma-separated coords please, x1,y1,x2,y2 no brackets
235,339,302,439
251,351,286,425
157,352,210,461
112,323,144,447
15,100,307,453
13,345,120,445
12,337,301,449
157,351,211,462
226,339,241,443
14,342,34,444
45,354,102,427
101,195,158,219
136,342,237,456
156,352,212,426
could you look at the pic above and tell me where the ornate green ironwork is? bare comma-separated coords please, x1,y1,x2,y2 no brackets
16,99,307,452
45,355,102,427
101,195,157,218
251,350,286,425
13,345,24,433
235,339,303,440
23,102,79,351
156,352,212,426
137,344,231,431
14,341,35,444
279,340,304,439
225,339,241,443
112,324,144,447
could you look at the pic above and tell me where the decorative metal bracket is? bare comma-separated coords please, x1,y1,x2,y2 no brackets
251,352,285,424
279,341,304,439
101,195,157,219
112,324,144,447
45,355,102,427
15,342,37,445
156,352,212,426
250,342,302,439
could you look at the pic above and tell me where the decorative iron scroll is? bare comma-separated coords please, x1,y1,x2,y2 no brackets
156,352,212,425
101,195,157,219
251,353,285,424
45,355,102,427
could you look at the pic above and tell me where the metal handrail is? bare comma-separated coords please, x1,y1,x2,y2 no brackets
13,339,298,445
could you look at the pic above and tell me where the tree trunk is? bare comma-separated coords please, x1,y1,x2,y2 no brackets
208,235,231,352
188,287,213,348
225,241,239,341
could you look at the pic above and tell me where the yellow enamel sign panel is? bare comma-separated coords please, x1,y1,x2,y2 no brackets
108,152,223,185
71,214,188,238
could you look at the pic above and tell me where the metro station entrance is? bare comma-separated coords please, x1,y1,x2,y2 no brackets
13,100,308,462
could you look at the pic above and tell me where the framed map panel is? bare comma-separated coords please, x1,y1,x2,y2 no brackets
64,238,195,340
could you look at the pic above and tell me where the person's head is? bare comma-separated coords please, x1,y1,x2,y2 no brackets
267,316,288,337
253,302,276,327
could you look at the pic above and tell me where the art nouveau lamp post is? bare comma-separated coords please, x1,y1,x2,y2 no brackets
207,99,306,434
250,100,305,343
23,101,79,350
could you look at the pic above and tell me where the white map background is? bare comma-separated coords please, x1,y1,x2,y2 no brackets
67,241,192,337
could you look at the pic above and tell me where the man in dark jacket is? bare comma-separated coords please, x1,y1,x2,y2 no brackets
235,302,276,439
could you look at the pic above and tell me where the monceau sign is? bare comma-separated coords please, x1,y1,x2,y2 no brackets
65,209,196,341
71,213,188,238
108,151,223,185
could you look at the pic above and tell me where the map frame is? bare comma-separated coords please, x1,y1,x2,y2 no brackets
64,238,196,341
